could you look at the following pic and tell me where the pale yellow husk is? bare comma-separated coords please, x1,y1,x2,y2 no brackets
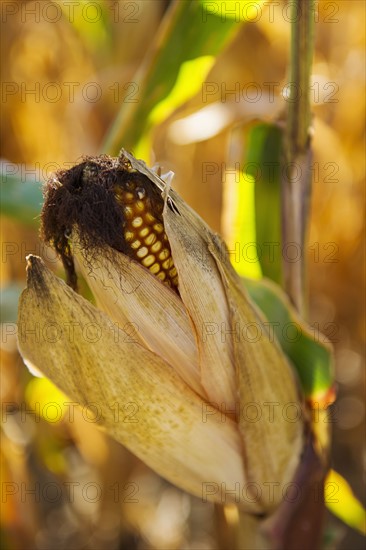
17,256,256,508
73,241,205,397
209,233,304,508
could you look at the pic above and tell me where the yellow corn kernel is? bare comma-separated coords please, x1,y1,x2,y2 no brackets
137,247,148,259
142,255,155,267
149,263,160,274
132,217,143,228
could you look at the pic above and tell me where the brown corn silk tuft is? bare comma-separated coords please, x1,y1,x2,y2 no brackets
41,155,178,291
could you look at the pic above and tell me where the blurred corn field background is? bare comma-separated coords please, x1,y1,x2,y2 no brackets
0,0,365,549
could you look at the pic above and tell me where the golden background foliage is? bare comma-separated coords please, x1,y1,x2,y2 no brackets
1,1,364,548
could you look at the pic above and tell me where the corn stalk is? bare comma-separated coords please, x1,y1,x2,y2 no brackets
274,1,328,549
282,0,315,316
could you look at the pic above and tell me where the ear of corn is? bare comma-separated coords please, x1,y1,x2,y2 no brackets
17,150,305,513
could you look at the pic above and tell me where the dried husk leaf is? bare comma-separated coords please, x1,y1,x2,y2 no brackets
163,199,237,409
17,256,256,508
209,234,305,509
73,240,205,397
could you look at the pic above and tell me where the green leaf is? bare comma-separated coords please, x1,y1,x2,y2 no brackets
326,469,366,535
1,165,43,227
59,0,112,54
103,0,257,156
244,276,334,399
244,123,283,284
224,169,262,280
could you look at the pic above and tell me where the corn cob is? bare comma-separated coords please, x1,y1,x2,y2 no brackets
114,177,178,290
